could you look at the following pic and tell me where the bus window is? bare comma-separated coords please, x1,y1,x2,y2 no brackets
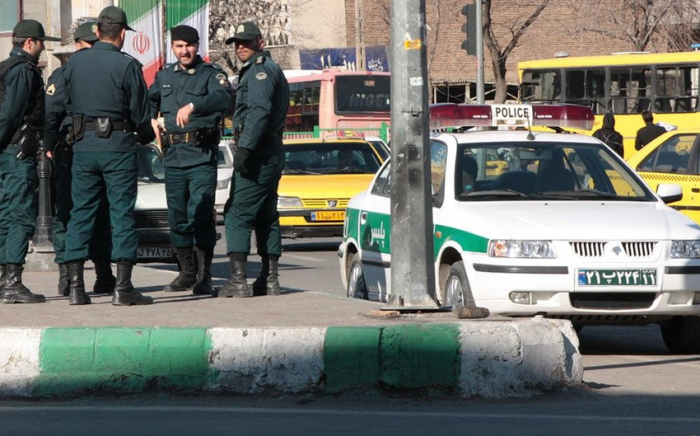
565,69,606,114
655,66,698,113
335,75,390,114
521,70,561,103
610,67,651,114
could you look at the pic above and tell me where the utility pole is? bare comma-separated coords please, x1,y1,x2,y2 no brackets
354,0,366,71
476,0,485,103
387,0,437,308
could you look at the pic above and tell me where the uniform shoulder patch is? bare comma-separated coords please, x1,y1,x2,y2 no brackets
216,72,229,87
46,83,56,96
255,72,268,80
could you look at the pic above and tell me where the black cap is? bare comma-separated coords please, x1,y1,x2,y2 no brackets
170,25,199,44
224,22,262,45
13,19,61,41
97,6,135,31
74,22,98,43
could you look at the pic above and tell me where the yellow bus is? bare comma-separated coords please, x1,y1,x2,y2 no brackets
518,51,700,157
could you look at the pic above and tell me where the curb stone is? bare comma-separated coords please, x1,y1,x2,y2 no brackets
0,319,581,398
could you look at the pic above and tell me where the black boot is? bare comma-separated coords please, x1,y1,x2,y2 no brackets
68,261,91,305
163,247,197,292
57,263,70,296
218,254,251,298
0,264,7,294
111,262,153,306
252,256,281,296
192,246,214,296
1,264,46,304
92,260,116,295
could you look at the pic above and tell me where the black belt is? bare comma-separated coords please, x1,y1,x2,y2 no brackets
84,120,135,131
265,128,284,137
168,130,218,145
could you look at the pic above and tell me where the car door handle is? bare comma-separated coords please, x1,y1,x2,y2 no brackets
693,188,700,193
360,212,367,224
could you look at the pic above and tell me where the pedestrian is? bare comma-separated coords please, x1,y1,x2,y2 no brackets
219,22,289,298
62,6,156,306
592,112,624,158
45,22,115,298
148,25,231,296
0,19,60,304
634,110,667,151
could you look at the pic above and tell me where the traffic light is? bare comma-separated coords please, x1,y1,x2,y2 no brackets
461,3,477,56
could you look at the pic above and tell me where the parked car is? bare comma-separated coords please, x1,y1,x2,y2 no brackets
134,143,175,263
339,103,700,353
278,138,387,238
216,139,235,214
625,129,700,226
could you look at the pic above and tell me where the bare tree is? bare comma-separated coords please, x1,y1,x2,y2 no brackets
574,0,700,52
483,0,552,103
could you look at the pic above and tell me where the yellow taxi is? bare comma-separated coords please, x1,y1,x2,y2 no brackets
626,129,700,225
278,138,387,238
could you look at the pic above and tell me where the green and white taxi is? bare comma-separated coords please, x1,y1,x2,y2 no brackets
339,104,700,353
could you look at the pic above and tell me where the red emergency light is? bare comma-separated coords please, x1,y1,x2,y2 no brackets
429,103,594,131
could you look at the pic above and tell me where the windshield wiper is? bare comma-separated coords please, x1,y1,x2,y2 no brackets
459,189,529,200
331,168,369,174
282,169,320,175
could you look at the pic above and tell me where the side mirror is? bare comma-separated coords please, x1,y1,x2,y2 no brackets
657,183,682,204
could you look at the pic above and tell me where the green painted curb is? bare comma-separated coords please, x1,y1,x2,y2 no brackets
35,327,212,396
324,327,382,392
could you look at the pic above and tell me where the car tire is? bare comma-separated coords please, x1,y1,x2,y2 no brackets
347,253,368,300
443,261,475,308
660,316,700,354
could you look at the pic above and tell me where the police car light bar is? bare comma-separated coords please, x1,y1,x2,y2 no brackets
429,104,594,131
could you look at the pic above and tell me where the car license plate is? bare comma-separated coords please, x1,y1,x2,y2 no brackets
311,211,345,221
577,269,657,286
137,247,173,259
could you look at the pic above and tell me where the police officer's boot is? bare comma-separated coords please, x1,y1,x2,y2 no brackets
92,260,116,295
57,263,70,296
218,254,251,298
0,264,6,294
68,261,91,305
192,246,214,296
252,256,281,296
111,262,153,306
1,264,46,304
164,247,197,292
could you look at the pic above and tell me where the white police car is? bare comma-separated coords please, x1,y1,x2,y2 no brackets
339,104,700,353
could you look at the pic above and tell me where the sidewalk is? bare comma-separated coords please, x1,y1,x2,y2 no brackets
0,264,583,398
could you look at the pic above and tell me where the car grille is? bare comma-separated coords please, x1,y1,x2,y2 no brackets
302,199,350,208
569,292,656,310
135,210,169,228
569,241,657,258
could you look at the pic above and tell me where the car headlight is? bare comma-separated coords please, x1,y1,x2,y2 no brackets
216,177,231,190
488,240,556,258
277,196,303,209
670,240,700,258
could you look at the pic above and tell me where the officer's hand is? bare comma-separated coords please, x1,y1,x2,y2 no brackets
233,148,250,174
176,104,194,128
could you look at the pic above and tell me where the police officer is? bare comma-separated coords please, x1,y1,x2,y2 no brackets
62,6,156,306
45,22,115,298
0,20,60,304
148,25,231,295
219,22,289,298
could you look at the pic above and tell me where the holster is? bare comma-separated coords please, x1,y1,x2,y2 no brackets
96,117,113,138
73,114,84,141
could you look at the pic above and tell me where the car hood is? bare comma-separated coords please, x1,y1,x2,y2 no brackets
279,174,375,199
135,182,167,210
456,201,700,240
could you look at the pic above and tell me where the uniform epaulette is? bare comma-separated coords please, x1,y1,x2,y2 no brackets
255,56,266,65
123,52,143,68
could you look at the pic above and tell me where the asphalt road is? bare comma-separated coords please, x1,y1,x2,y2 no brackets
38,231,694,436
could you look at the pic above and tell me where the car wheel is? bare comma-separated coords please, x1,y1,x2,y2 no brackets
347,253,368,300
443,261,475,308
660,316,700,354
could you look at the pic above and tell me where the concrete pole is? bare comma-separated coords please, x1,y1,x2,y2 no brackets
354,0,366,71
387,0,437,308
476,0,485,104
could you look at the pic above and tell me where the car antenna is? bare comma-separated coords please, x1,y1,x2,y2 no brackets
525,114,535,141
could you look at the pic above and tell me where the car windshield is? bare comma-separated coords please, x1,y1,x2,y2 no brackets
454,141,656,202
283,141,382,175
137,146,165,183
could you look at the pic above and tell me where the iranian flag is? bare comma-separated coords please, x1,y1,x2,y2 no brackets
166,0,210,63
120,0,164,87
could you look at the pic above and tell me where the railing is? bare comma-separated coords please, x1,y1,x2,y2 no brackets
221,122,390,144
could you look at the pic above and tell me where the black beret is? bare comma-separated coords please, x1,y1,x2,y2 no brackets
171,25,199,44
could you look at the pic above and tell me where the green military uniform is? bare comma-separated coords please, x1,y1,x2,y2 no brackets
62,6,156,306
0,19,60,304
44,52,114,297
219,22,289,298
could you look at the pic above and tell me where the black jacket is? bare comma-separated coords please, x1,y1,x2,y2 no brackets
635,122,667,151
593,112,624,158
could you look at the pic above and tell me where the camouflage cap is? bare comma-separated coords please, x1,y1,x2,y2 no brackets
225,22,262,45
97,6,135,31
74,22,98,43
13,19,61,41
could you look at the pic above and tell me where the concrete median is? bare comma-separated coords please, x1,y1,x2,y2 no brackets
0,318,581,398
